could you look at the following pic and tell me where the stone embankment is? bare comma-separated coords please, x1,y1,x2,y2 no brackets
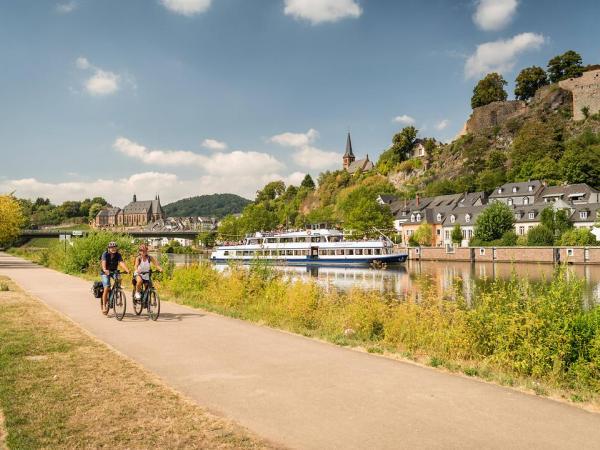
406,246,600,264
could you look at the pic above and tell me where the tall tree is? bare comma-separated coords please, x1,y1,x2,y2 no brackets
300,174,316,190
471,73,508,109
559,130,600,187
376,126,418,174
547,50,583,83
0,195,25,247
514,66,548,101
473,202,514,242
451,224,463,245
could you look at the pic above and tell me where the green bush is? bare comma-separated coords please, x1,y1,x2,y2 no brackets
60,232,136,274
500,230,518,246
527,225,555,246
560,228,598,246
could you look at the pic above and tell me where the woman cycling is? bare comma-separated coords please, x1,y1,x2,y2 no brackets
133,243,163,301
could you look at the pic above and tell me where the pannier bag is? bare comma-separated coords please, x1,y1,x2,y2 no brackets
92,281,104,299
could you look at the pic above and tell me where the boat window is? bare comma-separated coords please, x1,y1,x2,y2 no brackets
365,249,372,255
266,238,276,243
224,251,229,256
319,249,326,255
374,249,381,255
296,237,307,243
311,236,321,243
294,250,300,256
355,249,363,255
243,251,250,256
286,250,293,256
329,236,341,242
249,239,258,245
347,249,354,255
335,249,344,255
278,250,285,256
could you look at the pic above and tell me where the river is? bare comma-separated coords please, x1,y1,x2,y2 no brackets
165,254,600,306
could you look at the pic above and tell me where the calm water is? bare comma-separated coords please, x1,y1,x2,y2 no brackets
165,253,600,306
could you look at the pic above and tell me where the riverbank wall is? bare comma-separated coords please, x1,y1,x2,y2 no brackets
405,246,600,264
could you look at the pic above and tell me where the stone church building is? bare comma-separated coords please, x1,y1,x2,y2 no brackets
342,132,374,174
94,194,166,228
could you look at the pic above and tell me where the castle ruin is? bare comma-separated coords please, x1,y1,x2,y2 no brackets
559,69,600,120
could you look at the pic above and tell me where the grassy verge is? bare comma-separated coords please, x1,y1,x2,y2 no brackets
159,263,600,409
0,276,275,449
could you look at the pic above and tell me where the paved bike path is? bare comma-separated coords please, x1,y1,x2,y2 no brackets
2,252,600,449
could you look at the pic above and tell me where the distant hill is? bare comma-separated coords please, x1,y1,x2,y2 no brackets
163,193,251,218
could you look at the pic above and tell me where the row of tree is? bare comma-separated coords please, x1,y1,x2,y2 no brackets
17,197,108,227
471,50,586,108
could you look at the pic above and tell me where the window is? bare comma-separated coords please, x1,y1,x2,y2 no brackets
450,215,455,223
498,188,503,194
580,211,589,219
519,226,525,235
286,250,293,256
468,230,473,238
512,187,518,193
528,212,535,219
515,213,521,219
508,198,513,206
365,249,372,255
465,214,471,223
335,249,344,255
416,213,421,222
523,197,529,205
445,230,450,239
374,249,381,255
528,185,534,192
410,214,415,222
356,249,363,255
436,213,442,222
224,251,229,256
479,248,485,256
567,248,574,257
461,230,466,238
436,229,441,235
347,249,354,255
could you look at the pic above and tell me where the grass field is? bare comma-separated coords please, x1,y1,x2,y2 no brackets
0,276,276,449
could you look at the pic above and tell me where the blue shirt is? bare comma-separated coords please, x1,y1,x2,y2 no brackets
101,251,123,272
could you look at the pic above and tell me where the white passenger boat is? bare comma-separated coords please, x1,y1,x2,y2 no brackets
210,229,408,266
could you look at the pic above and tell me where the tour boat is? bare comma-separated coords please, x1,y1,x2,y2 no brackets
210,229,408,266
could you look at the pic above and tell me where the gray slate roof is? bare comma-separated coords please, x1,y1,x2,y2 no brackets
344,133,355,158
538,183,599,204
347,158,373,174
570,204,600,223
489,180,544,199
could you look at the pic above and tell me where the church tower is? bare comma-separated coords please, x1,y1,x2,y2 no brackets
343,132,355,169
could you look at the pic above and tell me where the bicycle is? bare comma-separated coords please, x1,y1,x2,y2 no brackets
103,270,127,321
132,270,160,321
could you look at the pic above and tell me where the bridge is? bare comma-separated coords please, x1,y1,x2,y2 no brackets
20,229,202,239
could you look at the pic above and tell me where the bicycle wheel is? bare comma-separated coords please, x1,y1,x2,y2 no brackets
114,289,127,321
133,289,143,315
148,289,160,321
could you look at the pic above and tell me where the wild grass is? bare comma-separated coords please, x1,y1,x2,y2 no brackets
0,276,273,449
162,263,600,403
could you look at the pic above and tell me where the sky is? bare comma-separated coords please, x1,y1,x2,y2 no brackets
0,0,599,205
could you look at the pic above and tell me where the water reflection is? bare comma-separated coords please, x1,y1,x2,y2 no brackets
164,254,600,306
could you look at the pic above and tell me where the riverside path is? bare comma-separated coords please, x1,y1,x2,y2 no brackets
1,252,600,450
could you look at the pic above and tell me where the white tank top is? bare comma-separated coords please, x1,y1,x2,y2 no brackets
138,255,151,280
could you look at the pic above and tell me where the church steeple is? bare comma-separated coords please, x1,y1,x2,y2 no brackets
343,132,356,169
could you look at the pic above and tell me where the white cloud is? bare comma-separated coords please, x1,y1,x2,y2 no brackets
160,0,212,16
473,0,518,31
435,119,449,131
464,32,545,79
114,137,285,177
1,173,181,206
268,128,319,147
85,70,120,96
269,129,341,171
56,1,77,14
392,115,416,125
284,0,362,24
75,57,123,96
292,146,341,170
201,138,228,151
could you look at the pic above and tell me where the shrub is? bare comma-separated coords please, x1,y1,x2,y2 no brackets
527,225,555,246
500,230,518,246
474,202,515,242
560,228,598,246
60,232,136,274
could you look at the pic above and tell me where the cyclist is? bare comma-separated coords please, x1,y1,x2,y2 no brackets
133,243,162,301
101,242,130,315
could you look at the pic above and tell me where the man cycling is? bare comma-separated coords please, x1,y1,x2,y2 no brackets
101,242,130,315
133,243,162,301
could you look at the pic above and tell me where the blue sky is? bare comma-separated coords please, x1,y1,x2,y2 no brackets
1,0,599,204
